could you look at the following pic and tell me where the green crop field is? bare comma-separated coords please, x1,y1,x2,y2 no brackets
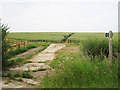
67,33,118,43
7,32,72,43
7,32,118,43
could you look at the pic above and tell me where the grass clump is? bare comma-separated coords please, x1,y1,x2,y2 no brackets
4,79,11,84
26,61,32,63
15,78,23,82
7,58,25,68
32,69,47,72
2,71,33,79
26,55,33,59
22,72,33,79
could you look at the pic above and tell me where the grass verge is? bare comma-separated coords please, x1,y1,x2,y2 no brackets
41,43,118,88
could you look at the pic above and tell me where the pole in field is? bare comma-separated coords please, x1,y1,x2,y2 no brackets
109,31,113,63
105,31,113,64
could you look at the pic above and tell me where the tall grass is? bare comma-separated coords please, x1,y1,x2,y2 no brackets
82,38,118,59
42,54,118,88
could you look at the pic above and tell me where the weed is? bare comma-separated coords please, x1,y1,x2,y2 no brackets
4,79,11,84
26,55,33,59
22,72,33,79
3,71,33,79
26,61,32,63
15,78,23,82
32,69,47,72
28,83,35,86
7,58,25,67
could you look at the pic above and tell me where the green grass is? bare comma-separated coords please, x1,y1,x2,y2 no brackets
7,32,72,43
5,42,50,60
15,78,23,82
32,69,47,72
7,58,25,67
26,61,32,63
2,71,33,79
26,55,33,59
22,72,33,78
67,33,118,43
82,38,118,59
5,42,44,59
43,57,118,88
41,43,118,88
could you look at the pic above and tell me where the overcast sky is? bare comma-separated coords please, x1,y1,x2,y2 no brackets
1,0,119,32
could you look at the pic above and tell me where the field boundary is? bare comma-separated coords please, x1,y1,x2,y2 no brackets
61,33,74,43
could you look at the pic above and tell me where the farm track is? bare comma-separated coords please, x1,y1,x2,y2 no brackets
2,43,67,88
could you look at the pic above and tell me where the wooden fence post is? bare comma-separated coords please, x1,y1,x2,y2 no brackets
21,40,22,46
12,40,14,44
17,43,20,49
26,41,28,46
24,41,26,47
16,40,17,45
109,31,112,64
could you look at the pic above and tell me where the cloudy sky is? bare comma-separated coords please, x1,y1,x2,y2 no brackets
0,0,119,32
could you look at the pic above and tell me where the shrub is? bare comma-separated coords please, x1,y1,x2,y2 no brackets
1,24,11,69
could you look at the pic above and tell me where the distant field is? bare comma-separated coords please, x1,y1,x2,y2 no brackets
67,33,118,43
7,32,118,43
7,32,72,43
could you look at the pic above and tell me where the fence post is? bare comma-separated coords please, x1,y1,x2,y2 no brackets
109,31,112,64
24,41,26,47
26,41,27,46
21,40,22,46
12,40,14,44
17,43,20,49
16,40,17,45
